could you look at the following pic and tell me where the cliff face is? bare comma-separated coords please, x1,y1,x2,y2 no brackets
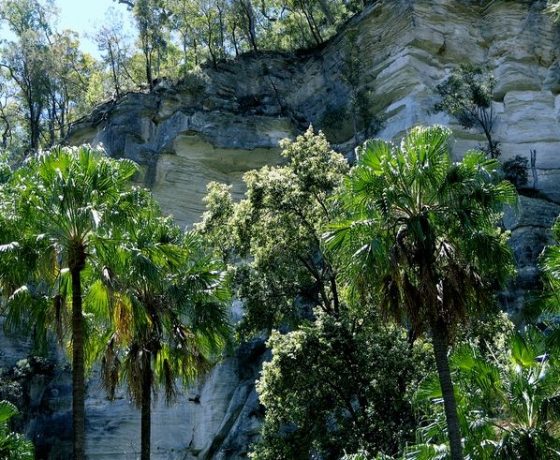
3,0,560,458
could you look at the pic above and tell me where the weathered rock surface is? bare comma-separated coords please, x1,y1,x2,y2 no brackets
83,339,267,460
3,0,560,458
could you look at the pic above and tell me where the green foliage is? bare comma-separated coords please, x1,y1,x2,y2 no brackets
0,143,232,458
0,145,141,457
434,65,499,158
547,0,560,21
93,7,137,98
502,155,529,190
410,326,560,459
117,0,366,69
131,0,171,86
0,0,97,151
327,125,516,339
198,128,435,458
340,30,383,141
327,125,517,459
252,312,431,459
0,401,34,460
1,145,139,354
540,217,560,323
197,127,349,336
95,205,231,404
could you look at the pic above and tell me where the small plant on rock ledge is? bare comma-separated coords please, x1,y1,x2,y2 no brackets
502,155,529,190
341,30,384,142
435,64,500,158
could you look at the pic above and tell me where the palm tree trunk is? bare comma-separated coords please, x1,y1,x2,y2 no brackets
431,320,463,460
71,267,86,460
141,356,152,460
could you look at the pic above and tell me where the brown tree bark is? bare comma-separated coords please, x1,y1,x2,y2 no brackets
431,320,463,460
141,355,152,460
71,266,86,460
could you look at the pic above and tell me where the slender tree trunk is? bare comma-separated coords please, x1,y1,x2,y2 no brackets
29,103,39,152
431,320,463,460
141,355,152,460
71,267,86,460
146,51,153,90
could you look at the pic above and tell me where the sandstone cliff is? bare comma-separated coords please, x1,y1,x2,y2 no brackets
2,0,560,458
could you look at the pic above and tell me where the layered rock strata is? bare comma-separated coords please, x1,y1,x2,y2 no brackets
2,0,560,458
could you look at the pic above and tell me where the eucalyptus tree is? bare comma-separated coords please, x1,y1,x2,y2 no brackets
46,30,95,142
326,126,516,459
114,0,170,88
94,8,136,99
167,0,203,67
2,145,138,459
0,0,54,151
92,193,230,460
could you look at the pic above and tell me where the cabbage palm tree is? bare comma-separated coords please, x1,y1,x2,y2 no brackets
326,126,516,459
3,146,137,459
411,327,560,459
542,217,560,314
91,199,230,460
0,401,33,459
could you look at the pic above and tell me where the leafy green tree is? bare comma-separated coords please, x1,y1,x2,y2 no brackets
252,311,431,459
327,126,516,460
90,193,230,460
2,146,138,459
0,0,54,151
434,65,499,158
94,8,136,98
231,0,259,52
199,128,428,457
46,30,96,142
197,127,349,335
115,0,170,88
167,0,201,68
0,401,34,460
258,0,354,50
0,1,96,150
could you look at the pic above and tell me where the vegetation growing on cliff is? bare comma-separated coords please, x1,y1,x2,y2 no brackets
434,65,499,158
1,2,560,459
0,0,373,157
0,146,231,459
2,122,560,459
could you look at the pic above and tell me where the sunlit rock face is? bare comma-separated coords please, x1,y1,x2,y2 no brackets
9,0,560,458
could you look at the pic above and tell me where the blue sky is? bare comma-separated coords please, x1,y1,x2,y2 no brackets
55,0,133,56
0,0,134,58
